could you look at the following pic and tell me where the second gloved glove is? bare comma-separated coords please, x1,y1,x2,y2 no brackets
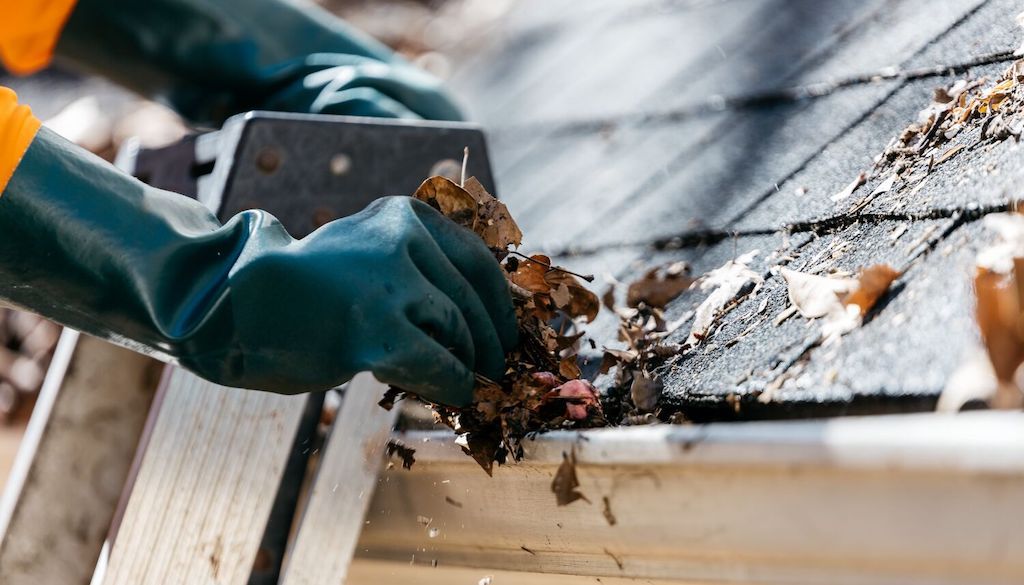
55,0,463,124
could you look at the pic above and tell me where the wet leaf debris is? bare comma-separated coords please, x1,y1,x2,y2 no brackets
389,173,607,475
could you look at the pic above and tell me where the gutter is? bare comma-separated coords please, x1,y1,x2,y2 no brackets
354,412,1024,584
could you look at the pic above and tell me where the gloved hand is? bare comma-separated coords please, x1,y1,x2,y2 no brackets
259,54,462,120
0,128,517,405
55,0,462,124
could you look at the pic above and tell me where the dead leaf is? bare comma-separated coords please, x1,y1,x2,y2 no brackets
463,177,523,250
630,370,662,412
413,176,479,231
551,450,589,506
559,356,582,380
844,264,900,315
936,144,964,165
626,263,694,308
509,255,552,294
378,387,403,411
780,268,855,319
687,251,763,346
781,264,898,344
385,439,416,470
975,269,1024,384
550,283,572,309
871,174,897,196
601,285,616,310
404,174,604,474
546,270,600,323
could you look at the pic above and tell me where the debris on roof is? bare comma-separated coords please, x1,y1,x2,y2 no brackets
441,0,1024,424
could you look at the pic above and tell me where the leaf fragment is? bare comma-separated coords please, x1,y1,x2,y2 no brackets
551,450,589,506
844,264,900,315
830,172,867,202
630,369,663,413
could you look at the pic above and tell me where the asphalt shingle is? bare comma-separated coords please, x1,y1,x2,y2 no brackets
450,0,1023,419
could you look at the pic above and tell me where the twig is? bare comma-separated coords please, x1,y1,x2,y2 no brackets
461,147,469,188
509,250,595,282
474,373,498,386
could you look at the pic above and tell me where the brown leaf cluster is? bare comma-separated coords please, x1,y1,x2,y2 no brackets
598,263,694,421
415,175,523,254
405,175,605,474
508,254,600,323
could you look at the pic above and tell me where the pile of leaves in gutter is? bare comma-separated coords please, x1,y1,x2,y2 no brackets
381,173,607,475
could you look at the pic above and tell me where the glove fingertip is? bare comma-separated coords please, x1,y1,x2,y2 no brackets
439,365,475,408
497,301,520,352
420,353,475,407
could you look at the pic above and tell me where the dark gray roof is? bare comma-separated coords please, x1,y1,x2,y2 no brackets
449,0,1024,419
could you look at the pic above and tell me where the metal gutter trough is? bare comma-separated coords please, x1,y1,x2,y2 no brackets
352,412,1024,585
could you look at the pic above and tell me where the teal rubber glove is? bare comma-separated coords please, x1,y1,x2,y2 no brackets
0,129,517,405
55,0,462,124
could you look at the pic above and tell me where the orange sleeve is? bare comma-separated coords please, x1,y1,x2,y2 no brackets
0,0,80,75
0,88,42,194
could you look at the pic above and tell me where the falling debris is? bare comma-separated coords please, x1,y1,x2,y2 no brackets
970,213,1024,409
551,451,589,506
601,496,617,526
973,268,1024,409
385,439,417,470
